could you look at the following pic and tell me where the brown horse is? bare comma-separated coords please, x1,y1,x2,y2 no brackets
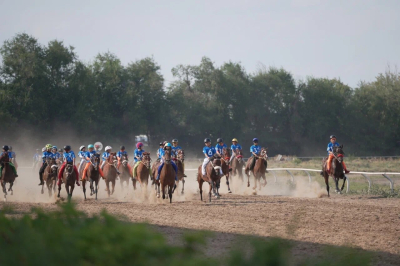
0,152,16,202
103,152,118,197
57,163,76,201
197,154,222,202
155,149,175,203
151,158,161,186
231,149,244,181
42,158,58,197
118,154,131,190
135,152,151,190
83,154,101,200
221,148,232,193
245,148,268,191
322,145,346,197
174,149,186,194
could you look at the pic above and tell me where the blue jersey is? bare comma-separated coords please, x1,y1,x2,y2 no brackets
250,145,261,155
134,149,144,162
157,148,163,159
203,146,216,158
231,144,242,151
51,152,61,160
9,151,15,158
42,151,53,162
215,144,227,154
85,150,97,159
102,152,110,161
78,151,86,160
117,151,128,159
63,151,76,163
171,146,182,156
327,142,340,155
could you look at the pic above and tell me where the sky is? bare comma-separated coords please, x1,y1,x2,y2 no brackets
0,0,399,88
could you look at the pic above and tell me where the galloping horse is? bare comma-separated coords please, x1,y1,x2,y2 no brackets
151,158,162,186
103,152,118,197
231,149,244,181
155,149,175,203
174,149,186,194
221,148,232,193
135,152,151,190
57,163,76,201
83,154,101,200
197,154,223,202
245,148,268,191
118,154,131,190
0,152,16,202
42,158,58,197
322,145,346,196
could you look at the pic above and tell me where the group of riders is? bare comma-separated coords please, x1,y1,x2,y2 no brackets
0,135,350,186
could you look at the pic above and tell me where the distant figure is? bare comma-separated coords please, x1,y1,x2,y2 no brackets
33,149,41,169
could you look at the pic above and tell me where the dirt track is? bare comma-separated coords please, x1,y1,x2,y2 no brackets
1,167,400,264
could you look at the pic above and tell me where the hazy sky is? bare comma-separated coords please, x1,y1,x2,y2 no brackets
1,0,399,87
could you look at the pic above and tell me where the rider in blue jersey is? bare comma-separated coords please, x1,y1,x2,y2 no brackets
156,142,163,161
156,143,178,188
0,145,18,177
248,138,261,170
229,138,242,163
58,145,80,186
215,138,227,156
201,138,224,179
38,144,53,185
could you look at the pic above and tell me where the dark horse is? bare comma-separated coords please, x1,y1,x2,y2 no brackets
245,148,268,191
0,152,16,202
119,154,131,190
42,158,58,197
231,149,244,181
57,162,76,201
221,148,232,193
83,154,101,200
155,149,175,203
322,145,346,197
174,149,186,194
197,154,222,202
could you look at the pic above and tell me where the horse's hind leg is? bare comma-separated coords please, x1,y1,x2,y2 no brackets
106,181,110,197
208,182,212,202
69,186,74,200
199,179,203,201
169,185,173,203
226,175,231,193
111,180,115,195
334,177,340,194
341,176,346,192
57,184,61,198
83,180,87,200
9,182,14,195
95,180,98,200
41,183,44,194
181,178,185,195
2,181,6,202
324,174,330,197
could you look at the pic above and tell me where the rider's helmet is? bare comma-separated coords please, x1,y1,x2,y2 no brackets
3,145,9,151
79,145,86,151
136,142,144,149
105,146,112,152
217,138,223,143
252,138,258,143
64,145,71,151
164,143,172,149
52,146,58,151
46,144,53,150
204,138,211,143
159,142,163,146
172,139,178,143
232,138,238,142
58,148,63,153
120,145,125,150
88,144,94,150
330,135,336,139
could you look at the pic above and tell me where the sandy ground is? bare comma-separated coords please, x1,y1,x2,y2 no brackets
1,166,400,265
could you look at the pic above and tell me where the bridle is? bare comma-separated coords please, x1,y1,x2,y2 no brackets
140,153,151,169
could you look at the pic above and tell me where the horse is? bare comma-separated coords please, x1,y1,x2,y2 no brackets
103,152,118,197
118,154,131,190
231,148,244,181
197,154,223,202
174,149,186,194
0,152,16,202
135,152,151,191
221,148,232,193
245,148,268,191
42,158,58,197
57,162,76,201
155,149,175,203
322,145,346,197
151,158,162,187
82,154,101,200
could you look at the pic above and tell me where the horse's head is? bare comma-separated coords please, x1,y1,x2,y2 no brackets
141,152,151,168
177,149,185,162
333,145,344,163
121,154,128,167
260,148,268,160
164,149,172,164
235,149,243,162
91,154,100,170
65,163,73,179
50,158,58,174
211,154,222,173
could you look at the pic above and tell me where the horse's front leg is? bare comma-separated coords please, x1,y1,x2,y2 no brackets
253,174,257,190
2,181,6,201
181,178,185,195
262,173,267,187
106,181,110,197
226,175,231,193
341,176,346,192
111,180,115,195
334,177,340,194
57,182,61,198
41,182,44,194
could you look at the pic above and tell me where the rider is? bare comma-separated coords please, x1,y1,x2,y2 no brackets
38,144,53,185
156,142,164,161
81,144,105,181
117,146,132,176
326,135,350,174
51,146,61,161
0,145,18,177
171,139,182,156
33,149,41,167
58,148,64,159
156,143,178,188
57,145,80,186
132,142,145,179
229,138,242,163
215,138,227,156
78,145,87,176
249,138,261,171
101,146,112,169
202,138,224,180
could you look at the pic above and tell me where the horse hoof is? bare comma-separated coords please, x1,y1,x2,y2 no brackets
337,191,341,194
41,190,44,195
10,191,13,196
247,183,250,187
228,190,232,193
181,191,184,195
157,194,160,198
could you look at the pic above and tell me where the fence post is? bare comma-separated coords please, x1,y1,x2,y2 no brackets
286,170,295,183
271,171,277,183
361,174,372,194
382,174,394,193
304,170,312,184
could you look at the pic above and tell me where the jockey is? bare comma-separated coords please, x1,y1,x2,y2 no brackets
77,145,87,174
215,138,227,156
57,145,80,186
229,138,242,163
156,142,163,160
326,135,350,174
33,149,41,167
8,146,16,161
202,138,224,180
171,139,182,156
156,143,178,188
58,148,64,159
132,142,145,179
117,146,132,175
0,145,18,177
51,146,61,162
38,144,53,185
101,146,112,169
81,144,105,181
249,138,261,170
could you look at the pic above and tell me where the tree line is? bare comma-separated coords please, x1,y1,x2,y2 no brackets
0,33,399,156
